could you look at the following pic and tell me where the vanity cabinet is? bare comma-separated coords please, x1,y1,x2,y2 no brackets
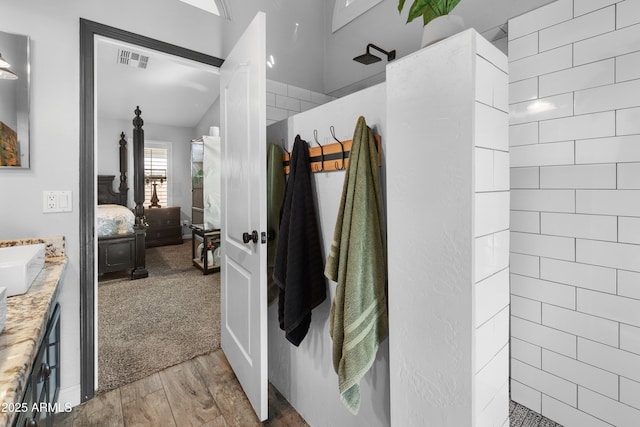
14,303,61,427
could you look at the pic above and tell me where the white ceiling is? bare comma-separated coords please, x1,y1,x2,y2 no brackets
96,36,220,129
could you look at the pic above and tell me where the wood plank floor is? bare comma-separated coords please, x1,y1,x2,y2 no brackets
54,349,562,427
53,349,308,427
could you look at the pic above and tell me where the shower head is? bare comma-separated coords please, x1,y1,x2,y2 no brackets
353,43,396,65
353,52,381,64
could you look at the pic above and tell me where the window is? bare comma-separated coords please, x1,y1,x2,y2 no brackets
144,147,169,208
332,0,384,32
177,0,229,19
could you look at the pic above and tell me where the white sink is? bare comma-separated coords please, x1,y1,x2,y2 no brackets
0,244,45,297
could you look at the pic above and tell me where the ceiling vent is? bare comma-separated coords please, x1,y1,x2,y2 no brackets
118,49,150,69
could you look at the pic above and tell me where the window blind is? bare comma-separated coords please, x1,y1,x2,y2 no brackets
144,147,168,207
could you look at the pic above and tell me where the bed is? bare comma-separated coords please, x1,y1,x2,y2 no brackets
96,107,148,279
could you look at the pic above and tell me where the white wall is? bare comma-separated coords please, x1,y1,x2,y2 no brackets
193,97,220,138
97,117,194,225
508,1,640,426
266,83,389,427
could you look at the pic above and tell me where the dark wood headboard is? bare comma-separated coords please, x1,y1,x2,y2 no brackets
97,175,127,205
97,132,129,206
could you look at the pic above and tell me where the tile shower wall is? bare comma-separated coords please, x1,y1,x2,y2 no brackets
266,80,335,125
508,1,640,426
387,30,509,426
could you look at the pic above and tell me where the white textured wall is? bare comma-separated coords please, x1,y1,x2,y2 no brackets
266,83,389,427
508,1,640,426
387,30,509,427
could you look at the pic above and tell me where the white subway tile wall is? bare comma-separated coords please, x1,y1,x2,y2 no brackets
620,324,640,355
511,337,542,368
620,378,640,411
541,394,613,427
511,380,543,413
266,80,335,125
509,1,640,425
510,253,540,277
473,37,510,427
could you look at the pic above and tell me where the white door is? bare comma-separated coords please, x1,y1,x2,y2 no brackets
219,12,268,421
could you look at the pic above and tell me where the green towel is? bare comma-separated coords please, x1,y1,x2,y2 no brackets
325,116,388,414
267,142,285,306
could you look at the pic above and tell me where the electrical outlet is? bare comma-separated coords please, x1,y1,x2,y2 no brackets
47,194,57,209
43,191,57,212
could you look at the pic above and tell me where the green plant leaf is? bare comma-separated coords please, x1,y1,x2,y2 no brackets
407,0,430,23
446,0,462,12
399,0,462,25
422,4,440,26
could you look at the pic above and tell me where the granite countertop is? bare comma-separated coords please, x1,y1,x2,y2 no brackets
0,236,66,427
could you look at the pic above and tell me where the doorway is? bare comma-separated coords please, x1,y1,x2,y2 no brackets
79,18,224,402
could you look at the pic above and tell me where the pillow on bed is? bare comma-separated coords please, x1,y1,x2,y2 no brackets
97,204,135,237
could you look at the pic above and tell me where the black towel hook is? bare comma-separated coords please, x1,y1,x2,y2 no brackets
330,126,345,170
313,129,324,172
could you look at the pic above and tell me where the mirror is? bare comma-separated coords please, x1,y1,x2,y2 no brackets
0,30,29,168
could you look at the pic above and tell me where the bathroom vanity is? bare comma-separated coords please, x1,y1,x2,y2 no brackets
0,237,66,427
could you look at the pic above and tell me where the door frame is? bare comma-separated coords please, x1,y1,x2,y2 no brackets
78,19,224,402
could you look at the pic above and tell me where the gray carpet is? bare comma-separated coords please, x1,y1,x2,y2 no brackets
97,241,220,394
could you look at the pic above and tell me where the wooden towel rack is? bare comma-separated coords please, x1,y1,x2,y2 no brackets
282,134,381,174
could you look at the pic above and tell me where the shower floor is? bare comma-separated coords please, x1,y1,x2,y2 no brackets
510,400,562,427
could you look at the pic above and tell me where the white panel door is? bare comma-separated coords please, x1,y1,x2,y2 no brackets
219,12,268,421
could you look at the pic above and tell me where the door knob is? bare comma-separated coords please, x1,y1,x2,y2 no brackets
41,362,51,379
242,230,259,244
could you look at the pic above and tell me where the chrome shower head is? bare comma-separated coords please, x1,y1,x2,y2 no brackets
353,43,396,65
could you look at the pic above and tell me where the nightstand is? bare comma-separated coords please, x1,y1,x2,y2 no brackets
145,206,183,247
